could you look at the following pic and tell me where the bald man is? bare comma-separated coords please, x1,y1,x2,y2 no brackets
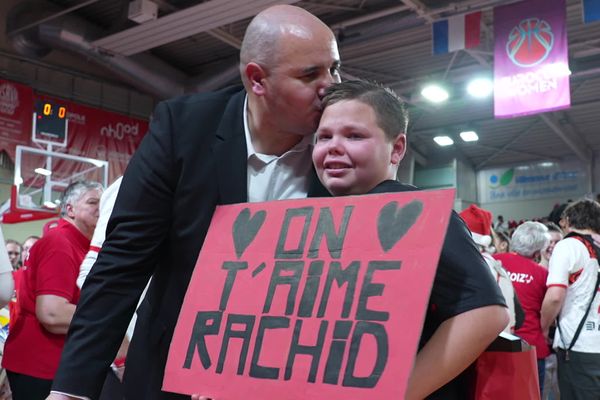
48,5,340,400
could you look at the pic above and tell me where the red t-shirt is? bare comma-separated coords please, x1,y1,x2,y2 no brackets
494,252,550,359
2,219,90,379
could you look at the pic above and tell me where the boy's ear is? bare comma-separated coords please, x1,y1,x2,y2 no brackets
244,62,267,96
391,133,407,165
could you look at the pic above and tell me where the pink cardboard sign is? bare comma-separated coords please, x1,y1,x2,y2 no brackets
164,189,455,399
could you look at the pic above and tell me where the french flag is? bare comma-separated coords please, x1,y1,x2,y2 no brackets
432,12,482,54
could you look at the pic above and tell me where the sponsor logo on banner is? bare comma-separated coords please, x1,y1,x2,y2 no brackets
479,162,585,203
506,18,554,67
0,83,19,115
489,168,514,189
493,0,570,118
100,122,140,140
67,111,86,125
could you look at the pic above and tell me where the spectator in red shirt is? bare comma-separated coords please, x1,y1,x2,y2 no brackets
2,181,103,400
5,240,22,271
493,221,550,395
21,235,40,265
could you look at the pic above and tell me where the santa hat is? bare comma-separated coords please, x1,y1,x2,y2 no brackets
459,204,493,247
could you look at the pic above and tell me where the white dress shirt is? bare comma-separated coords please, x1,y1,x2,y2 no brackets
244,96,313,203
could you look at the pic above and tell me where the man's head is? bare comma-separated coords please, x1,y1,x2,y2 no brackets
22,235,40,263
5,239,22,270
492,230,510,253
313,80,408,196
241,5,340,146
561,199,600,234
61,181,103,239
510,221,550,259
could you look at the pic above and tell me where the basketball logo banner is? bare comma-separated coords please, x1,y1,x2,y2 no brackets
494,0,570,118
163,190,455,399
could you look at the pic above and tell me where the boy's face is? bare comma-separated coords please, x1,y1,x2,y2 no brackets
313,99,405,196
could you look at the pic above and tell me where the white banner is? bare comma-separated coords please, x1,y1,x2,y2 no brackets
478,162,587,203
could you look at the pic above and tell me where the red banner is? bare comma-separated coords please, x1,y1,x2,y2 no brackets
35,94,148,183
164,190,455,399
0,79,34,157
0,79,148,184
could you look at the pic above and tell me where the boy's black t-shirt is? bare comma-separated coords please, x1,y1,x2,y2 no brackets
368,180,506,399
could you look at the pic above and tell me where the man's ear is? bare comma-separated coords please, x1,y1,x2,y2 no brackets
391,133,407,165
244,62,267,96
65,203,75,219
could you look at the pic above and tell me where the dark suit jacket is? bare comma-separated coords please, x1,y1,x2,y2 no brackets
53,87,329,399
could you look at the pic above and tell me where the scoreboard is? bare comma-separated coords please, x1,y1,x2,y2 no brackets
33,100,68,146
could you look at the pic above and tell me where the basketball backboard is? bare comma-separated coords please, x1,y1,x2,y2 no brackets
2,145,108,223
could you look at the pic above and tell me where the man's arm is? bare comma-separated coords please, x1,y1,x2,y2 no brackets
405,305,509,400
541,286,566,336
36,294,76,334
51,101,176,399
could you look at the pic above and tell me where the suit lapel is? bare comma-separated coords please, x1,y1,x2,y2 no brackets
213,90,248,205
213,90,331,203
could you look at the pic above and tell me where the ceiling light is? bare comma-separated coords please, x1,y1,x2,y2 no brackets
433,136,454,146
460,130,479,142
34,167,52,176
466,78,493,98
421,84,449,103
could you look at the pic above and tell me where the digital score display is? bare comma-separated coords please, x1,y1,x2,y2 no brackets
37,101,67,119
33,100,68,146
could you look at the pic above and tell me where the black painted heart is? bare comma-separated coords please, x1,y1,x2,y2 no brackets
232,208,266,258
377,200,423,252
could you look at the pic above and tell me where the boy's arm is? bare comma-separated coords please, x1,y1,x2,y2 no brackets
405,305,509,400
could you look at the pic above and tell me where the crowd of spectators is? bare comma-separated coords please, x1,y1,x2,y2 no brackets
461,197,600,400
0,181,104,400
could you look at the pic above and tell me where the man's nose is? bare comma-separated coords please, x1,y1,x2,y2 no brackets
317,72,338,99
